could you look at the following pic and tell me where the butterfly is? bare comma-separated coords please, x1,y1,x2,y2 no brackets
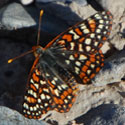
22,10,113,119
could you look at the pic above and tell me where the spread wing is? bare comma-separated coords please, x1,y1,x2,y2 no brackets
22,58,77,119
45,11,113,84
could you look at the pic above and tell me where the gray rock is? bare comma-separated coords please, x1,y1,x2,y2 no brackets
75,104,125,125
36,0,87,5
96,0,125,50
0,106,48,125
20,0,34,5
92,50,125,86
0,2,70,36
0,2,36,30
47,82,125,124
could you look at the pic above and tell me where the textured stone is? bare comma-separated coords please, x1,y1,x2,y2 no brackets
36,0,87,5
0,106,48,125
75,104,125,125
92,50,125,86
0,2,36,30
20,0,34,5
46,82,125,124
96,0,125,50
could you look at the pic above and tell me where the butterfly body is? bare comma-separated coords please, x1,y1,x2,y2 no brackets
22,11,113,119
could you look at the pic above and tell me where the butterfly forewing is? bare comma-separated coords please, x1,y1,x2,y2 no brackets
46,11,112,53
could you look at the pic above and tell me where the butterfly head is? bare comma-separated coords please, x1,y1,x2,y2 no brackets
32,45,44,58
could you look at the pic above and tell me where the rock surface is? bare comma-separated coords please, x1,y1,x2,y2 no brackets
75,104,125,125
0,0,125,125
0,106,48,125
20,0,34,5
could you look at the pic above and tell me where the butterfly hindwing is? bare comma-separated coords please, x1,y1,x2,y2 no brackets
23,59,77,119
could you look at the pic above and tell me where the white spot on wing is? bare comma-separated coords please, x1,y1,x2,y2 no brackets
83,29,90,34
79,55,87,60
34,83,39,89
69,55,75,60
30,79,34,83
85,38,91,45
27,111,30,115
41,94,45,100
43,88,49,93
44,103,48,107
38,98,41,103
28,89,33,95
94,41,98,46
69,30,80,39
52,80,56,85
105,26,109,29
23,103,29,109
97,35,101,39
62,53,65,56
86,46,91,52
40,105,43,109
96,29,101,33
39,111,41,114
80,23,86,29
57,86,62,90
36,104,39,108
98,24,104,29
33,92,37,98
79,44,83,52
46,95,50,99
65,60,70,65
75,67,80,74
87,70,91,75
46,73,50,76
30,107,33,111
24,96,27,100
40,80,46,85
61,84,67,89
90,33,95,38
95,14,101,19
103,31,107,34
54,89,59,96
104,16,108,19
64,99,68,103
54,77,58,81
75,61,81,66
70,42,75,50
99,20,104,24
23,110,26,113
91,64,95,68
67,95,71,99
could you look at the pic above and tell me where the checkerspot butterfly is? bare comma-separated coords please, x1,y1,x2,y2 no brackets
21,10,113,119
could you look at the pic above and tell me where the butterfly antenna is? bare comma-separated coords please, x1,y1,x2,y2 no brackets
8,49,34,63
8,10,44,64
37,10,44,45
